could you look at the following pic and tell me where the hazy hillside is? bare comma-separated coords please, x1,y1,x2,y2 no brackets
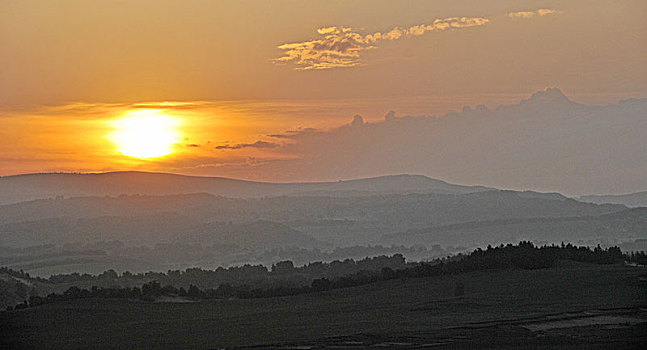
0,189,626,248
580,191,647,208
0,190,621,225
382,208,647,247
0,172,490,205
0,193,218,224
0,215,324,249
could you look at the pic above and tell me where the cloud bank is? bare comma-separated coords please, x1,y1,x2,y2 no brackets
274,16,489,70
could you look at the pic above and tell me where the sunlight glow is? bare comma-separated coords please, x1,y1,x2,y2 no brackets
110,110,181,159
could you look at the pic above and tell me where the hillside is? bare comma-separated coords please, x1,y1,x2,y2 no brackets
0,191,625,247
0,216,324,249
382,208,647,246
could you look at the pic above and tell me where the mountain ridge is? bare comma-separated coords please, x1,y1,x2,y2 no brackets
0,171,492,205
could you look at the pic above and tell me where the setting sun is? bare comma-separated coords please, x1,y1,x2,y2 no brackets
1,2,646,348
110,110,181,159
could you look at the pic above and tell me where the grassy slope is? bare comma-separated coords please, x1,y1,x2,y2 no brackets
1,262,646,349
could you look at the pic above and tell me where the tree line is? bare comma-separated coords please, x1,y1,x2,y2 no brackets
6,242,641,311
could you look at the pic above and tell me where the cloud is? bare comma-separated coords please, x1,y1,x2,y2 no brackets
268,127,319,139
351,115,364,126
507,9,562,19
274,16,489,70
246,90,647,194
215,140,279,150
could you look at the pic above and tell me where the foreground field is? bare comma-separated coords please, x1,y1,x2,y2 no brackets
1,262,646,349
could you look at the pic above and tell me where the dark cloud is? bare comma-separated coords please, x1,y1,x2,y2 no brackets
215,140,279,150
268,128,319,139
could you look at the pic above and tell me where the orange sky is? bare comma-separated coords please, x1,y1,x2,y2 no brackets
1,1,646,194
2,0,646,106
0,94,527,176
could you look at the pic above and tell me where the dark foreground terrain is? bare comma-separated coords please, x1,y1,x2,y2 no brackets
1,262,646,349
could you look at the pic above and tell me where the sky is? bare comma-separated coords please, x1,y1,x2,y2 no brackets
1,0,646,195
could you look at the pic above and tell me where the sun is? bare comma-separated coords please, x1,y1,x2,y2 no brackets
110,110,181,159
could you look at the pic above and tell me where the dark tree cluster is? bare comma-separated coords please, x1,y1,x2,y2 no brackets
626,251,647,265
258,244,438,266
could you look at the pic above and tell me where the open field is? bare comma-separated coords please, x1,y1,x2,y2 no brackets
1,262,646,349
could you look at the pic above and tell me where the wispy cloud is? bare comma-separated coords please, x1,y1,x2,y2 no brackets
507,9,562,19
274,16,489,70
215,141,279,150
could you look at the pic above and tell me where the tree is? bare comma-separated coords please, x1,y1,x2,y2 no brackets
99,269,118,280
188,284,203,299
272,261,295,274
15,282,27,299
311,278,331,291
381,267,396,279
142,281,161,297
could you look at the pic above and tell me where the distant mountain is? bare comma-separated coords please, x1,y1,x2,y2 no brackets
579,191,647,208
0,172,491,205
